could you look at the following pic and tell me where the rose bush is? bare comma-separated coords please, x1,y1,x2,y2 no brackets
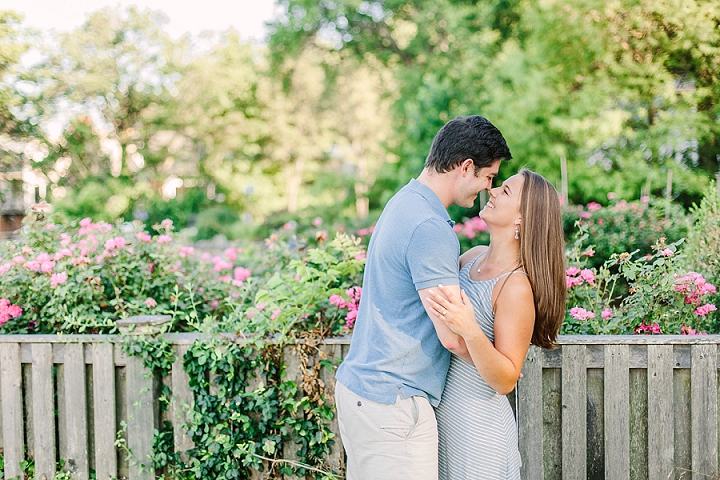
563,224,717,335
0,206,365,337
562,194,690,271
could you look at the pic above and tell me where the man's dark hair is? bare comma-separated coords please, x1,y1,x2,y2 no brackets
424,115,512,173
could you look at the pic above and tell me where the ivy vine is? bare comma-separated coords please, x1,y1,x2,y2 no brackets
119,234,364,479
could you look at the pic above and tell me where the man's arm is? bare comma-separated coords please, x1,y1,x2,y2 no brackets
418,285,471,362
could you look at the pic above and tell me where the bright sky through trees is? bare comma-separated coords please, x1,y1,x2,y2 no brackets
0,0,278,40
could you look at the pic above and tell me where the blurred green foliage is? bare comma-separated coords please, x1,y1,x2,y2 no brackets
0,1,718,236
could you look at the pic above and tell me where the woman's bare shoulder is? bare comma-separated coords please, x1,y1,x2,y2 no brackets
459,245,489,269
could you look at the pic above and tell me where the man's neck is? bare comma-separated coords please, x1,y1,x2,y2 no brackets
416,168,454,208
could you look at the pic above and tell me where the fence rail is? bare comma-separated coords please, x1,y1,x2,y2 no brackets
0,334,718,479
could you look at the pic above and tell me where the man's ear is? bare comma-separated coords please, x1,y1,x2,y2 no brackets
460,159,474,176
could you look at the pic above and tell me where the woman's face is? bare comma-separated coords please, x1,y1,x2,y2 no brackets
479,173,524,228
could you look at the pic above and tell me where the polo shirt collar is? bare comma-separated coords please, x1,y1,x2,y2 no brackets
407,178,455,228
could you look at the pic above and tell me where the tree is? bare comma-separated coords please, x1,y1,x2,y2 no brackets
269,0,720,207
31,7,184,219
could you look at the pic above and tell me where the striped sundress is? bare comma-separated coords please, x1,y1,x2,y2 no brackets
435,254,523,480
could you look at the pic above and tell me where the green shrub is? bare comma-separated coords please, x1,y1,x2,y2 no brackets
683,183,720,289
562,195,690,268
563,224,717,335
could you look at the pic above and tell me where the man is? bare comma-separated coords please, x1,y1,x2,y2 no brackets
335,115,512,479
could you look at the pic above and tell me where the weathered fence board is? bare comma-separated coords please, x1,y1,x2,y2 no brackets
282,344,304,480
171,344,194,462
64,342,89,479
93,342,117,479
629,368,648,480
319,342,345,474
1,335,720,480
648,344,674,480
0,343,24,480
125,354,155,480
604,344,630,480
518,346,543,480
561,344,586,480
674,367,693,477
31,343,56,479
691,344,718,476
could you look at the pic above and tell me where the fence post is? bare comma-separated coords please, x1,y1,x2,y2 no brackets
647,344,674,479
32,343,56,479
126,354,155,480
604,344,630,480
691,344,718,476
64,342,89,479
562,345,586,479
93,342,118,479
518,346,543,480
0,342,24,479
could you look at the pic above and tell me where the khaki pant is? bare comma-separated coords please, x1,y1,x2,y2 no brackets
335,381,439,480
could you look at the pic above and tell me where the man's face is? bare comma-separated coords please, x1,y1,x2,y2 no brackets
455,159,501,208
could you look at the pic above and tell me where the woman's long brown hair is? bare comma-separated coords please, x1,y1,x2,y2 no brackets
518,168,566,349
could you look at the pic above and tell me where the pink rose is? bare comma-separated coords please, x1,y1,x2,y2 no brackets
25,260,40,271
50,272,68,287
270,308,281,320
135,232,152,242
695,304,717,316
569,307,595,321
345,309,358,327
156,235,172,244
40,261,56,274
660,249,673,257
566,267,580,276
601,308,612,320
329,295,346,307
224,247,237,261
7,304,22,317
145,298,157,308
346,286,362,303
233,267,251,282
214,260,233,272
579,269,595,285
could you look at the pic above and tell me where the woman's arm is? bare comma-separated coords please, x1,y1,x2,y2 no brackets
419,285,472,361
426,278,535,394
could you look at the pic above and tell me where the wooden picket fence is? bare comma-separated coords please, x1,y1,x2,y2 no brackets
0,334,718,480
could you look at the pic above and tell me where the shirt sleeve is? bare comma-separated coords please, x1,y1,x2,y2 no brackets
406,218,460,291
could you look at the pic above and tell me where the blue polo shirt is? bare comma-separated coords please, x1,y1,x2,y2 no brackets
336,178,460,406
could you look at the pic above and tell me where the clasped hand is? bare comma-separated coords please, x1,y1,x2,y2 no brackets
427,284,478,338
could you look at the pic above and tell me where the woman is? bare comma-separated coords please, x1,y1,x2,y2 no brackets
426,168,566,479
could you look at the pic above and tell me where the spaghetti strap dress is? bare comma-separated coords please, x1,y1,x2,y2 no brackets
435,254,524,480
